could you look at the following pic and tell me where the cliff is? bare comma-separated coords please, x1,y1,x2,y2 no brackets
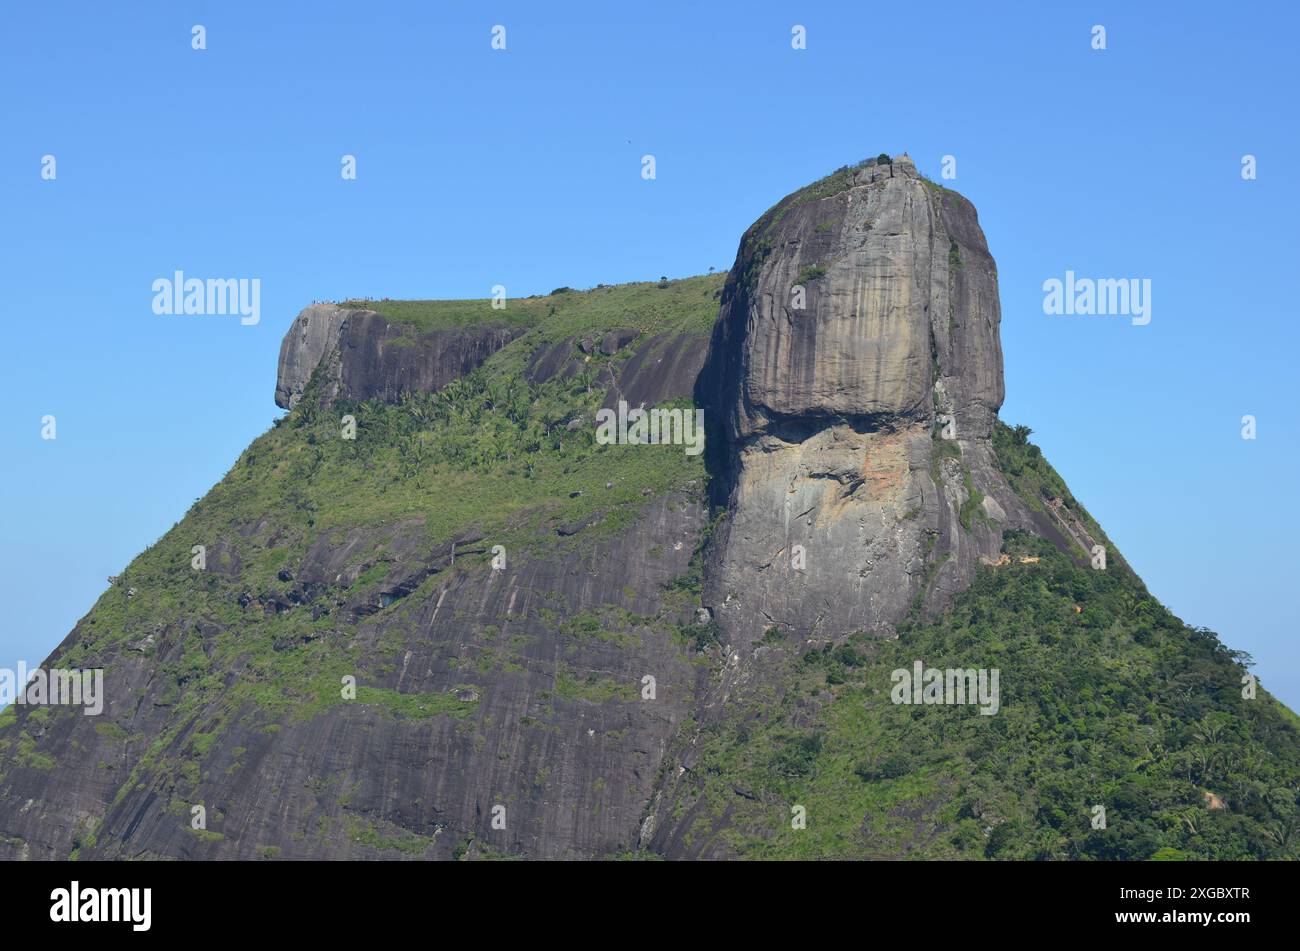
275,304,525,410
698,155,1032,646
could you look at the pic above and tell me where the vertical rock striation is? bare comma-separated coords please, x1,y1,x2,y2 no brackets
697,156,1032,649
275,304,524,410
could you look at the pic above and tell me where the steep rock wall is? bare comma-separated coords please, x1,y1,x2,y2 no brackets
275,305,524,410
697,157,1031,649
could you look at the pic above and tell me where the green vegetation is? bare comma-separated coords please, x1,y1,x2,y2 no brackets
354,687,476,720
660,424,1299,860
995,420,1064,492
342,273,723,341
553,666,637,704
94,721,129,740
13,733,56,770
958,468,986,532
993,420,1117,556
667,526,1299,859
344,814,433,856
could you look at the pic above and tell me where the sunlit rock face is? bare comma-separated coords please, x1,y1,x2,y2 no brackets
697,156,1029,649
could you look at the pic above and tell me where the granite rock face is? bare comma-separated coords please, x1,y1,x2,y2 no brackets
697,156,1030,649
275,304,524,409
0,498,709,860
600,332,710,410
525,331,708,409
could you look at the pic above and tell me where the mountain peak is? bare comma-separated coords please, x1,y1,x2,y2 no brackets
697,156,1015,644
3,165,1296,863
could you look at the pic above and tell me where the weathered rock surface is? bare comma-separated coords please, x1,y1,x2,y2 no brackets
697,156,1031,649
524,329,706,411
276,304,524,409
0,494,711,860
600,332,710,409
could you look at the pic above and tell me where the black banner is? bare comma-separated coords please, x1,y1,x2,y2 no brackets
1,859,1282,938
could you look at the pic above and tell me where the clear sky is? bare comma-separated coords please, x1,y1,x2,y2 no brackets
2,1,1297,707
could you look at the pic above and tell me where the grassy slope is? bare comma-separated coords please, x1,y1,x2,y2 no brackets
664,423,1300,860
342,273,723,338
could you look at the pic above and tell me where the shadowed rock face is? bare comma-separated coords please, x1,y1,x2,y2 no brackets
525,331,708,409
275,305,524,410
697,157,1027,648
600,332,710,410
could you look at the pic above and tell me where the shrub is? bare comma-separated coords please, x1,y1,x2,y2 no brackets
771,732,824,778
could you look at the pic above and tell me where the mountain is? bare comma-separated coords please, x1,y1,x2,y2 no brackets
2,156,1297,861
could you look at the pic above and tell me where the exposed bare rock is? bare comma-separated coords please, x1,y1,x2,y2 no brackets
0,494,713,860
524,337,578,384
275,305,523,409
600,328,639,355
697,156,1031,648
274,305,350,409
600,332,709,410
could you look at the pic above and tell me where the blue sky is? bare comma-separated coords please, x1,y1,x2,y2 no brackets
2,1,1297,707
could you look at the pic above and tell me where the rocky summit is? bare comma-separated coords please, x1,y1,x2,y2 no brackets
2,156,1297,861
700,155,1017,646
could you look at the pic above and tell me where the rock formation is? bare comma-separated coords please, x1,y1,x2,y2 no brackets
698,156,1032,647
275,304,524,410
2,160,1293,862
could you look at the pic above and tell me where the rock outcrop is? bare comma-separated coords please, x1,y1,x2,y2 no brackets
275,304,524,409
600,332,709,409
697,156,1032,648
525,331,708,410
